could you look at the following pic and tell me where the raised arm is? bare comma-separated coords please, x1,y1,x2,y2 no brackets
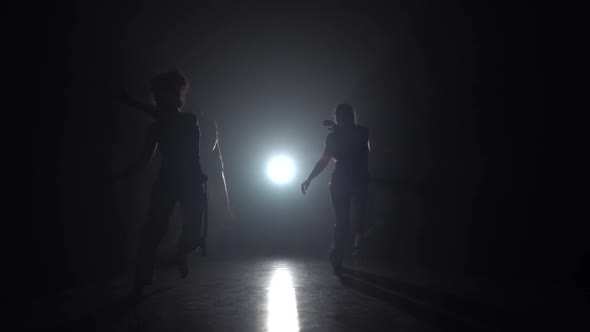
117,90,158,118
113,128,158,179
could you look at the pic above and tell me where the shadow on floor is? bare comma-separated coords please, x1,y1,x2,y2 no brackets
55,284,178,332
338,266,529,332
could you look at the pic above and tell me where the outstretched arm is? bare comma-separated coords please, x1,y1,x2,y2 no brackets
117,90,158,118
301,136,333,194
112,130,157,179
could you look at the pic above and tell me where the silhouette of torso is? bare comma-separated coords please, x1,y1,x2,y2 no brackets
327,125,369,184
152,111,201,186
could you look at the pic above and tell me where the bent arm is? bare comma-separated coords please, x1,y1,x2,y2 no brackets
115,131,157,178
305,153,331,182
301,135,334,194
305,135,334,182
118,90,158,117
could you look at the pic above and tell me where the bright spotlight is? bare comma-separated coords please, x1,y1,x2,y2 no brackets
267,155,296,184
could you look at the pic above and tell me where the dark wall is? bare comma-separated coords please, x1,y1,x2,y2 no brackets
353,3,587,283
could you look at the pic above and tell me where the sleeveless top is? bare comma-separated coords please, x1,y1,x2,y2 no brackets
326,125,369,185
151,111,202,184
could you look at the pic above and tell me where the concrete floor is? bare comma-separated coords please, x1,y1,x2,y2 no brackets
27,255,588,332
35,257,444,332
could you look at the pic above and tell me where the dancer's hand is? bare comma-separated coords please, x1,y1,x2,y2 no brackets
301,179,312,194
322,120,337,130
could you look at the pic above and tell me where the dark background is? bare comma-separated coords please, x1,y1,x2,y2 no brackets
20,1,586,303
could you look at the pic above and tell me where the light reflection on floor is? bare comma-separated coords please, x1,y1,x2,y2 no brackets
267,266,300,332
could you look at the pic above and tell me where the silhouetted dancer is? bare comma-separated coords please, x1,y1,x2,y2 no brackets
113,70,208,302
301,104,370,275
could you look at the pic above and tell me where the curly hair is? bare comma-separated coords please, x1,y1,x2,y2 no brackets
150,70,189,105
